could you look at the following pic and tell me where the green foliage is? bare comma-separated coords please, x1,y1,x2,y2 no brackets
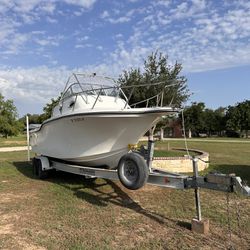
182,102,206,136
42,95,61,121
0,93,23,138
118,51,189,107
213,107,227,135
226,100,250,137
182,103,226,137
203,107,226,136
182,101,249,138
19,113,41,125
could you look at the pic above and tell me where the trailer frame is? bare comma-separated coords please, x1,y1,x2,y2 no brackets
33,154,250,196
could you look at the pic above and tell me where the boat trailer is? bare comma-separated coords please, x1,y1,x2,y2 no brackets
33,155,249,197
32,138,250,235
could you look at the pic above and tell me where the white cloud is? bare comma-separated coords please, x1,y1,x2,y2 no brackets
152,1,171,8
0,0,15,14
77,36,89,42
100,10,109,18
115,33,123,39
101,6,145,25
31,30,46,35
34,35,64,47
107,16,131,24
38,2,56,14
110,0,250,73
1,32,30,55
46,16,58,23
0,66,68,103
74,11,83,16
13,0,42,13
75,43,92,49
0,0,97,56
2,0,96,14
75,44,84,48
63,0,96,9
169,0,207,20
0,63,115,115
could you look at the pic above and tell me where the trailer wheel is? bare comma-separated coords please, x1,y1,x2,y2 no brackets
33,157,49,179
118,153,149,190
32,158,38,176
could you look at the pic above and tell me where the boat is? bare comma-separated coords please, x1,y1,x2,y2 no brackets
30,73,178,169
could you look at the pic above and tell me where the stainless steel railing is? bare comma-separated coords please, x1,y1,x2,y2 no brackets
58,74,179,112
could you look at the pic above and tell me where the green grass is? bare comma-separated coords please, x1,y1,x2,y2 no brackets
0,142,249,249
185,137,249,141
153,149,197,157
0,134,27,147
154,150,188,157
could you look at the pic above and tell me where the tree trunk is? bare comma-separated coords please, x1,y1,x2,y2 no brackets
160,128,164,140
188,129,192,138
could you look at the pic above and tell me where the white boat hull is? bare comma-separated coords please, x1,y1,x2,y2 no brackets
30,109,171,169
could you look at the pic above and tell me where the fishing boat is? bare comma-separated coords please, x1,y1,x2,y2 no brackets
30,73,177,169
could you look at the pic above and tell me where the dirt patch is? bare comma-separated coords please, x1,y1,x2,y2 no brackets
0,190,46,250
14,237,46,250
0,146,28,152
0,223,14,235
0,193,24,203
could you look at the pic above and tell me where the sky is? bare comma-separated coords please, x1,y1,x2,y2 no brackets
0,0,249,117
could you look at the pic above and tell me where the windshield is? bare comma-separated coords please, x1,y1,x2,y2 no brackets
61,73,119,100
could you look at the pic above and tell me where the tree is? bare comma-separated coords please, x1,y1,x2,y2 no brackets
226,100,250,138
203,108,216,136
237,100,250,138
0,93,23,138
40,95,61,122
19,113,42,127
118,51,189,108
182,102,206,137
213,107,226,136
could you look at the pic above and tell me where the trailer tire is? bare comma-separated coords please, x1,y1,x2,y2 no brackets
118,153,149,190
32,158,38,177
33,157,49,179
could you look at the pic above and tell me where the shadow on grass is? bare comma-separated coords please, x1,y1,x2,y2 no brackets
14,160,191,230
13,160,35,179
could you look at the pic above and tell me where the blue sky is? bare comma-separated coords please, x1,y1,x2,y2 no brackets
0,0,249,116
